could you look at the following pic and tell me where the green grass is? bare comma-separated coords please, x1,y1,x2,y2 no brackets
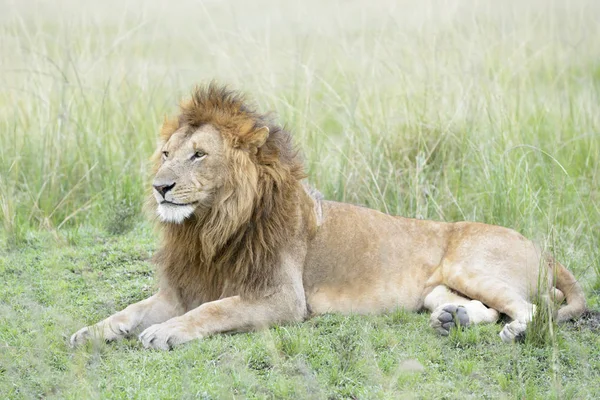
1,227,599,398
1,0,600,398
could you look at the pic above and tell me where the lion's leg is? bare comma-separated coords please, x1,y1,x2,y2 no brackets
441,267,537,343
496,288,563,342
424,285,500,336
139,286,306,350
70,288,184,347
549,288,565,304
494,300,538,342
139,252,307,350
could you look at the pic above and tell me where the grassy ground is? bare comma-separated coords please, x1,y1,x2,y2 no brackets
1,227,599,399
1,0,600,398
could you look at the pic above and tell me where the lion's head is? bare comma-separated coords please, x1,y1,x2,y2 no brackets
151,83,307,300
152,123,227,223
152,83,303,223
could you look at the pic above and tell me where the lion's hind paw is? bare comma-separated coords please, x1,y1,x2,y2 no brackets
499,320,527,343
430,304,470,336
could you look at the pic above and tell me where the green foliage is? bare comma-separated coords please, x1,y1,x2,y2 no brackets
103,184,143,236
1,230,599,398
526,296,559,348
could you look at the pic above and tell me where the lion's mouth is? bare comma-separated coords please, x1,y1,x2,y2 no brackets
160,200,198,207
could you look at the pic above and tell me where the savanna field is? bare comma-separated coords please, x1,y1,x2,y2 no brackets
1,0,600,398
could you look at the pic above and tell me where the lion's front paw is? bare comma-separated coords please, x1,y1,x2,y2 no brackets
70,326,92,347
430,304,470,336
70,320,132,348
139,318,199,351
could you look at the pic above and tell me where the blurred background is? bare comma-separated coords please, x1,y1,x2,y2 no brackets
2,0,599,244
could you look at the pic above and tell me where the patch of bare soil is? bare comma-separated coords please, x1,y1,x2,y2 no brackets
572,310,600,332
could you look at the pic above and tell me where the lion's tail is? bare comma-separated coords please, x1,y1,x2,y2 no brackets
551,258,586,322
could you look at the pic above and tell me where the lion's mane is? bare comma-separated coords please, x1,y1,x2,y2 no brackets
151,83,307,304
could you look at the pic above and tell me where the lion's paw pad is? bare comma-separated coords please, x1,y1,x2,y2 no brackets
431,304,470,336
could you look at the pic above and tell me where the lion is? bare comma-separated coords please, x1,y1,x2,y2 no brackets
71,83,586,350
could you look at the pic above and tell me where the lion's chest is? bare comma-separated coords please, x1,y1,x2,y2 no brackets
160,261,233,311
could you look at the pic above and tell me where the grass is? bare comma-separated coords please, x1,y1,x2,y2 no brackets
1,226,599,399
1,0,599,398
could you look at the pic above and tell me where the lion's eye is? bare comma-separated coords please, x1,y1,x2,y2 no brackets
192,151,206,160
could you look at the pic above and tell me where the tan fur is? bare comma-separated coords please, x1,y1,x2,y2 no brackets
71,83,586,349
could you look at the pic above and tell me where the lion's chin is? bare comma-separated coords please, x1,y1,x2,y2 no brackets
157,203,195,224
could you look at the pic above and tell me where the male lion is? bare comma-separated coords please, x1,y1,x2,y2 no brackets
71,84,586,350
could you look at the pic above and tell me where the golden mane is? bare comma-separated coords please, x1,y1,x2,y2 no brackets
153,83,307,303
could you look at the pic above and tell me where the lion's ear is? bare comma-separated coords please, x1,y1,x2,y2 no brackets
246,126,269,149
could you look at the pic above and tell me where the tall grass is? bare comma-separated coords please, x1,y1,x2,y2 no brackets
1,0,599,285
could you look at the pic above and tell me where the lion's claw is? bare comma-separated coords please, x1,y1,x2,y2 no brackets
70,319,134,348
70,326,90,347
499,320,527,343
139,319,198,351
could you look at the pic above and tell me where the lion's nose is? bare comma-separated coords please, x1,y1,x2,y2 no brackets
153,182,176,198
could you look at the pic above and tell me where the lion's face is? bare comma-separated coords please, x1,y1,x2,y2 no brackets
152,124,228,223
